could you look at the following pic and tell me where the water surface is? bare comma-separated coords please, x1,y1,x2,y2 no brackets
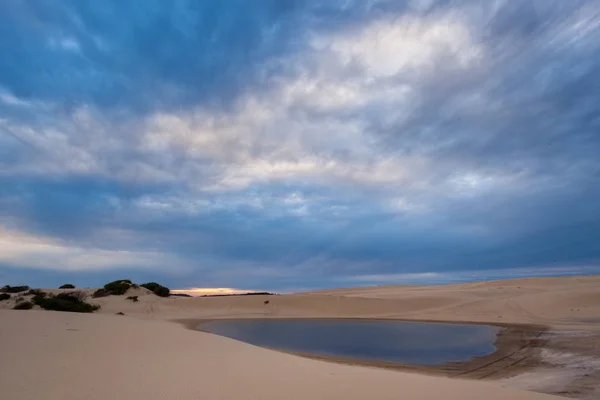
200,319,499,366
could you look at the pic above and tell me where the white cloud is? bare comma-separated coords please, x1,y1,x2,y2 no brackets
312,12,483,77
0,226,179,271
2,7,510,220
134,8,493,208
142,74,423,196
48,37,81,52
546,2,600,51
386,197,428,214
0,117,101,175
0,106,179,185
0,88,31,107
281,76,366,111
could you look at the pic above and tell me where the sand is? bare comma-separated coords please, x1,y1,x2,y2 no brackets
1,275,599,400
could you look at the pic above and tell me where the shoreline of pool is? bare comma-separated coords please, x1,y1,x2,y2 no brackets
177,317,549,380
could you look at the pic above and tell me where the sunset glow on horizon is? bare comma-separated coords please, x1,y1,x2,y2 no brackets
171,288,261,297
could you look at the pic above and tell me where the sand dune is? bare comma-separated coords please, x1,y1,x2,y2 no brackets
302,275,600,330
1,310,559,400
1,275,599,400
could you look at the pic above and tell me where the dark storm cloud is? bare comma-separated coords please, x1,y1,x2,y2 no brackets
1,1,600,290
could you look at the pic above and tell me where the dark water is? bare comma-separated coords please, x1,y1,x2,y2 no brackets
199,319,499,366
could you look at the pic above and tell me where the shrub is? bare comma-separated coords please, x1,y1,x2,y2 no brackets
59,284,75,289
140,282,170,297
103,279,133,295
60,291,88,302
35,292,100,313
27,288,45,296
32,293,48,306
13,301,34,310
1,285,30,293
0,293,10,301
92,288,110,298
126,296,139,302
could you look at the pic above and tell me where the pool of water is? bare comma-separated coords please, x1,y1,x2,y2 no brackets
199,319,500,366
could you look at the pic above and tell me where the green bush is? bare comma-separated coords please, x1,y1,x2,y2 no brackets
140,282,170,297
34,291,100,313
60,291,88,301
27,288,45,296
59,284,75,289
1,285,30,293
32,292,48,306
92,288,110,298
103,280,133,295
0,293,10,301
13,301,34,310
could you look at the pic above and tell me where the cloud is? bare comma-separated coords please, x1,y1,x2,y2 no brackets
0,1,599,290
344,265,600,286
137,10,483,195
48,37,81,53
0,225,181,272
313,10,483,77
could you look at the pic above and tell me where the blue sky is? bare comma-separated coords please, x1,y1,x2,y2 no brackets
1,1,600,292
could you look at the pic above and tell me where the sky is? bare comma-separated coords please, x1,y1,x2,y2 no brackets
1,1,600,293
